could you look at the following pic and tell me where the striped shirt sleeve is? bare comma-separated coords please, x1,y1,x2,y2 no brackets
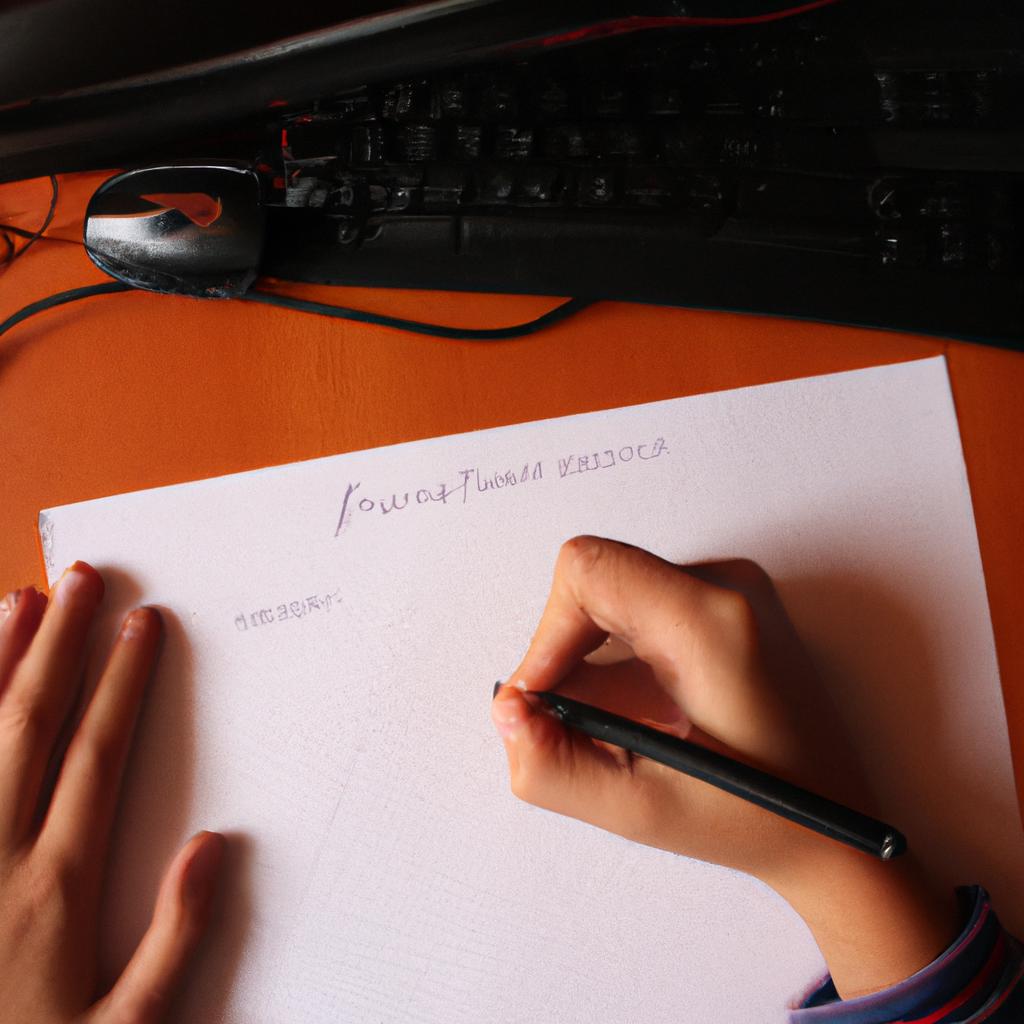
789,887,1024,1023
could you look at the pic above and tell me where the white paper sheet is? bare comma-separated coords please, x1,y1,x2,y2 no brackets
39,356,1023,1023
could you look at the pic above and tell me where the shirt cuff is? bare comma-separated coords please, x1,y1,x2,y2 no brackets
789,886,1021,1023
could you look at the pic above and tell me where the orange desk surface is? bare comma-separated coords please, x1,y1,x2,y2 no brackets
2,172,1023,823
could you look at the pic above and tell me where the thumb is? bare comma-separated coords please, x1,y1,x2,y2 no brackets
491,682,635,826
90,831,225,1024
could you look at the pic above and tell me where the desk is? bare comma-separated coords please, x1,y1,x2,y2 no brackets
2,170,1022,823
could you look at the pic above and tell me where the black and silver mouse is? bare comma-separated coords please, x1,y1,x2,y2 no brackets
84,163,265,298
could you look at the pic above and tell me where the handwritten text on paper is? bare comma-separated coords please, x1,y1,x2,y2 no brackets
334,436,669,538
235,589,343,632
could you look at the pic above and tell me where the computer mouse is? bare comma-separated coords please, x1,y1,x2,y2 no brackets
84,163,265,298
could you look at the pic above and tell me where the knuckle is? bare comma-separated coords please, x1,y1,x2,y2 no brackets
711,588,760,643
558,535,607,577
0,697,56,747
72,734,123,784
24,857,81,928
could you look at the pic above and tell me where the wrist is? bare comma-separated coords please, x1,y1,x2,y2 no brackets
762,838,962,1000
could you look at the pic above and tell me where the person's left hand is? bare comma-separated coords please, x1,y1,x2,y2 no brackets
0,562,224,1024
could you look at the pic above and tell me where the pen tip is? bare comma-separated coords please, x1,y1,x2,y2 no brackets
492,681,502,700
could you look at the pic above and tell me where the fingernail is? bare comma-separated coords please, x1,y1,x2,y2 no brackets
492,678,529,698
54,561,102,608
0,589,20,625
121,606,158,640
492,691,526,739
185,832,225,907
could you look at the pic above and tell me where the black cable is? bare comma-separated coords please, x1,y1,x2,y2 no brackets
1,175,59,268
2,173,587,339
0,281,592,341
241,291,593,339
0,223,40,239
0,281,133,339
0,276,1017,349
0,223,79,245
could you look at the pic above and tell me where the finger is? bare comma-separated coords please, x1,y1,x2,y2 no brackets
553,656,686,728
490,684,709,847
576,640,694,732
582,633,635,666
510,537,776,757
91,831,225,1024
0,563,103,844
0,587,47,695
41,607,161,879
491,684,645,828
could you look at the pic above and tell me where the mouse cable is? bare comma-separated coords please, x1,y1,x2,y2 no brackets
0,281,593,341
241,290,593,339
0,224,81,245
0,175,59,268
0,280,133,337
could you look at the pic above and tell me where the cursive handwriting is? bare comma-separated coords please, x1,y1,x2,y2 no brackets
333,436,668,538
334,462,544,536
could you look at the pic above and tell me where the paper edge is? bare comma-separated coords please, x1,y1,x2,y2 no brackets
37,510,56,584
38,356,949,525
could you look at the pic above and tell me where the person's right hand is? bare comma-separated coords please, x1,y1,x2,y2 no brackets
491,536,960,998
492,535,862,881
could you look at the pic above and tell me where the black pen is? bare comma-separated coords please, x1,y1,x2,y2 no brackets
496,685,905,861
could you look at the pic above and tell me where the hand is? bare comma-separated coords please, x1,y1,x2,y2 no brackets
492,536,960,998
0,563,224,1024
493,536,868,880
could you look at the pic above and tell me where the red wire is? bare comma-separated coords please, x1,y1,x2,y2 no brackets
525,0,843,49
